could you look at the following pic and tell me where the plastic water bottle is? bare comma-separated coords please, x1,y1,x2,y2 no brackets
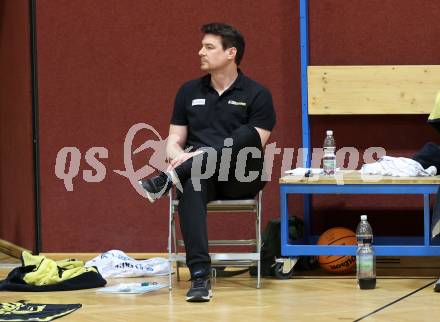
323,130,336,175
356,215,376,289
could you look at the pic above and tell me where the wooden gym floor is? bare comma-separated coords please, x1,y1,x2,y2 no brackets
0,253,439,322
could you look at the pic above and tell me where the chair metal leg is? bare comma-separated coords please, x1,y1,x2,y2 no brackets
172,216,181,281
168,191,173,290
257,191,262,289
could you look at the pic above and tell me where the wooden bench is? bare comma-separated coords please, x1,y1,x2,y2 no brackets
280,171,440,256
279,0,440,257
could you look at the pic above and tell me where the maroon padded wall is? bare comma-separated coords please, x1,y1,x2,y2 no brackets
0,0,35,250
37,0,299,251
30,0,440,252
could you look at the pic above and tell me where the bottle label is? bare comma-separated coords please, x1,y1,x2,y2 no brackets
357,254,374,277
323,158,336,174
323,159,336,168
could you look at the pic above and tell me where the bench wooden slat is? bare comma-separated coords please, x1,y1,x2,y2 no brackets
308,65,440,115
280,170,440,184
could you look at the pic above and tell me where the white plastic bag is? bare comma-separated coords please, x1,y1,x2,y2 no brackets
85,250,171,278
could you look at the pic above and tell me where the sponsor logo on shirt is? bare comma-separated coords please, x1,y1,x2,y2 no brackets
192,99,206,106
228,100,246,107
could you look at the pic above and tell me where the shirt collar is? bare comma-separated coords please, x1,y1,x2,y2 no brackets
201,69,244,91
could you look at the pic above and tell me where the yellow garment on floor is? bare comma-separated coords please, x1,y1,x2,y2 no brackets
429,91,440,121
22,251,98,286
0,300,81,321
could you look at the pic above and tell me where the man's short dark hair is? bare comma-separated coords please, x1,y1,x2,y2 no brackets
201,23,245,65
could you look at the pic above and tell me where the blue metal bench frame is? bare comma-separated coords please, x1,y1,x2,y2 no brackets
280,0,440,257
280,181,440,256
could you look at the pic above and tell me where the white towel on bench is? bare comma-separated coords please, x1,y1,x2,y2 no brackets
361,156,437,177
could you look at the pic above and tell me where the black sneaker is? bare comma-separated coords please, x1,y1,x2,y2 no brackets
138,171,172,203
186,277,212,302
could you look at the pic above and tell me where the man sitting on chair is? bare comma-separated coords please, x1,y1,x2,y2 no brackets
139,22,276,302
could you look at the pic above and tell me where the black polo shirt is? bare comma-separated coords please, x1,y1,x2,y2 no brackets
170,71,276,150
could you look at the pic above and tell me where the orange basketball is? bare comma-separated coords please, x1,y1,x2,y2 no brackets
317,227,357,274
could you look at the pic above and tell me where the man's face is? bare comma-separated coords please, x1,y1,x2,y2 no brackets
198,34,235,72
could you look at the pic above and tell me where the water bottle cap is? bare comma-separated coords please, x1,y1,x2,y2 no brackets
361,215,367,220
326,130,333,136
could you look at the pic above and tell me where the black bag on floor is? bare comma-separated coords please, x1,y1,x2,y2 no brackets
250,216,317,278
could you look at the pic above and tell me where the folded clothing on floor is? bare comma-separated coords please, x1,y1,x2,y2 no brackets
0,251,106,292
0,300,81,321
